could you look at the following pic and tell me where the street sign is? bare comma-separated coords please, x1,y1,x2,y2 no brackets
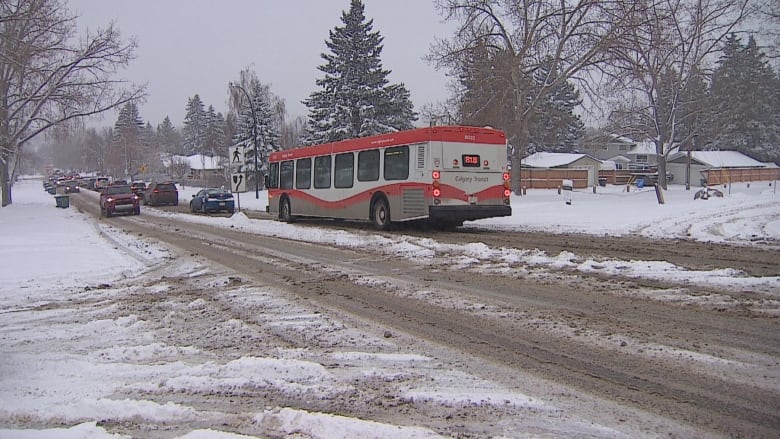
231,172,247,193
229,146,245,167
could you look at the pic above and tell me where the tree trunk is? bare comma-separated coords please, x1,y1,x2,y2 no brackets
657,154,668,190
0,158,11,207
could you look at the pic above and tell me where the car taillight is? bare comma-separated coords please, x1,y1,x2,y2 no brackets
432,171,441,200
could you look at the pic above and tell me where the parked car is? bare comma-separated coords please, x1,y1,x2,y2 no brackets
130,181,147,198
99,184,140,217
190,188,235,214
144,181,178,206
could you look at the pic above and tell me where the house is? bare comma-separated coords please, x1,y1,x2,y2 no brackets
521,152,603,188
165,154,227,186
581,134,658,170
667,150,778,186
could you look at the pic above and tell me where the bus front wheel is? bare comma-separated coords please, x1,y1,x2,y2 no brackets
371,198,391,230
280,198,294,222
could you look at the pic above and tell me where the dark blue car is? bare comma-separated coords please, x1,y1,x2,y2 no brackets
190,188,235,214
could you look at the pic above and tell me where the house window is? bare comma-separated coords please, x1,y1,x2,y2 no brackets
635,154,648,163
619,145,628,151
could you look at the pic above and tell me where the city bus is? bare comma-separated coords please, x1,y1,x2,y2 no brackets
265,125,512,230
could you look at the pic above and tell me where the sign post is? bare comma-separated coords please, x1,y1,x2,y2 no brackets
228,146,247,212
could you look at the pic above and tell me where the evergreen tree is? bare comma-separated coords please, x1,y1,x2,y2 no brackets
182,94,206,155
203,105,227,157
527,63,585,153
231,82,281,188
157,116,182,155
709,34,780,162
111,102,145,179
455,46,584,153
302,0,416,144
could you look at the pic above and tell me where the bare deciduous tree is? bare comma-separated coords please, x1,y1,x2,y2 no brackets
603,0,752,188
427,0,631,192
0,0,145,206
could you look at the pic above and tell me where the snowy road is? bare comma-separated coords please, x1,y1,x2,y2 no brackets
1,179,779,438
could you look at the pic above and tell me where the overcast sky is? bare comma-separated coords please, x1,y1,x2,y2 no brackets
69,0,456,128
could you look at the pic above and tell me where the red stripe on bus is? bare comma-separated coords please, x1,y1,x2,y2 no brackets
269,183,505,209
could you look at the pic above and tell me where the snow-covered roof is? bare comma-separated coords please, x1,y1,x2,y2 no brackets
522,152,600,168
167,154,224,170
607,133,635,145
629,140,657,155
685,151,766,168
607,155,632,163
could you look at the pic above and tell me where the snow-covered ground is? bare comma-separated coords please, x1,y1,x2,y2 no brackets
1,177,778,438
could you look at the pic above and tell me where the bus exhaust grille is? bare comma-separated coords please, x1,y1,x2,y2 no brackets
402,188,426,216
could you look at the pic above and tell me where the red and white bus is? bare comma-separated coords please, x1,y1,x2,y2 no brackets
265,125,512,229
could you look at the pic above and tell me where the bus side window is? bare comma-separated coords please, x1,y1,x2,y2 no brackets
280,160,294,189
296,158,312,189
314,155,331,189
384,145,409,180
334,152,354,188
267,162,279,189
358,150,380,181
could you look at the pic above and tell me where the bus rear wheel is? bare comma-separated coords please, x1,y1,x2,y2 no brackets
371,198,391,230
280,198,294,222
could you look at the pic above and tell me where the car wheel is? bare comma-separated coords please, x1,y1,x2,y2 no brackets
371,197,391,230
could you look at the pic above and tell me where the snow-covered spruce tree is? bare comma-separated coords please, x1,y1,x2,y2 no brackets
302,0,416,145
111,102,145,180
157,116,182,156
231,82,280,189
709,34,780,163
203,105,227,157
182,94,206,155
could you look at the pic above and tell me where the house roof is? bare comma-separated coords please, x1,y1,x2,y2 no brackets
167,154,224,170
629,140,658,155
522,152,601,168
607,155,632,163
671,150,767,168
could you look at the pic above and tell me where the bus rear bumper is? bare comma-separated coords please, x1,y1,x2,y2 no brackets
428,205,512,223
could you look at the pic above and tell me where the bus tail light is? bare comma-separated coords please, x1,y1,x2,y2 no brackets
432,171,441,202
503,172,511,204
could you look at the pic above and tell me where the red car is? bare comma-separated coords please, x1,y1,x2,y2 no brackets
144,181,178,206
100,184,141,217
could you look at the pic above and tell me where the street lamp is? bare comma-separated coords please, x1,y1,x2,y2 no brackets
230,82,260,199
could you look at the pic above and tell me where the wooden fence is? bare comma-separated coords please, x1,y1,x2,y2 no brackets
702,167,780,185
519,168,589,189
